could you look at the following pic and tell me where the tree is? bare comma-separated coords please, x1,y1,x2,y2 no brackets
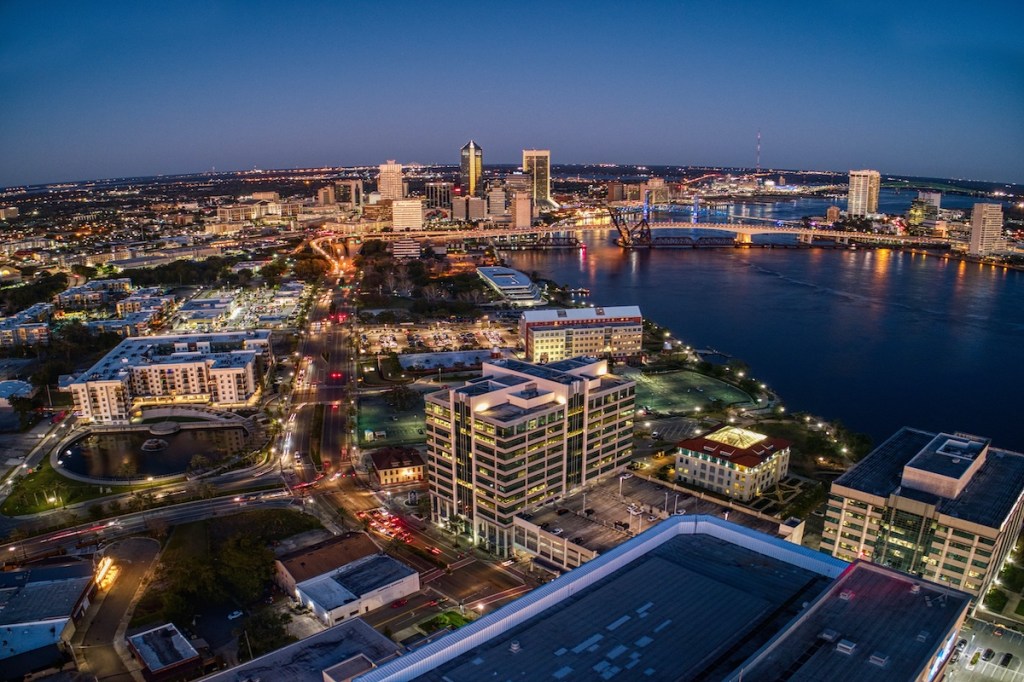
71,264,97,279
385,384,418,410
188,454,211,473
8,395,39,430
218,535,274,603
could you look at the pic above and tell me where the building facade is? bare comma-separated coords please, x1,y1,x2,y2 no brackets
968,203,1004,256
511,192,532,229
476,266,544,306
377,160,404,201
425,181,453,209
425,357,635,555
391,198,423,230
820,427,1024,599
847,169,880,217
520,306,643,363
369,447,426,487
522,149,552,208
69,331,272,424
460,141,483,197
675,426,791,501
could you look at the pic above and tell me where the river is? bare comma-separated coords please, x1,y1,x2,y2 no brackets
505,192,1024,450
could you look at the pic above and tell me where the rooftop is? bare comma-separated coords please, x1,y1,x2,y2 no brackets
833,427,1024,528
356,517,847,682
734,561,971,682
521,306,643,324
128,623,199,673
278,533,380,585
298,554,416,611
199,618,400,682
678,425,791,468
0,562,93,626
370,447,425,472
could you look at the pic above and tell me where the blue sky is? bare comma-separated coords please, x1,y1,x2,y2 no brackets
1,0,1022,186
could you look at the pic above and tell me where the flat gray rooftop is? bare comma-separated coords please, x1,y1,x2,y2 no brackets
905,432,988,479
128,624,198,672
0,563,93,625
299,554,416,611
735,561,970,681
416,534,831,682
834,427,1024,528
198,618,399,682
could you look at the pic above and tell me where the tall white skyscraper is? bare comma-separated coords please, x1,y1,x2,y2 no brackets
969,203,1004,256
377,160,404,201
522,149,552,208
847,170,880,217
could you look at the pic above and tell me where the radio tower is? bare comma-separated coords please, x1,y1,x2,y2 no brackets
756,130,761,174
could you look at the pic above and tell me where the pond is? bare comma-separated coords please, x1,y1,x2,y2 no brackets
59,426,249,479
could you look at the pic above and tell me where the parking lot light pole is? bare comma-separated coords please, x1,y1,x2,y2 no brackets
673,494,679,515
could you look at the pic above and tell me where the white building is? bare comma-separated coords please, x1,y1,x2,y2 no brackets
847,169,880,217
391,238,420,260
377,160,404,201
676,426,791,501
295,554,419,626
69,330,272,424
392,198,424,230
968,203,1004,256
476,266,544,307
520,306,643,363
426,357,635,555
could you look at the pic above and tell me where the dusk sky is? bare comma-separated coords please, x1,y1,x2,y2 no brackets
2,1,1023,187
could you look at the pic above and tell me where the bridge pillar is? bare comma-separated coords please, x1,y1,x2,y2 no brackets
798,233,815,245
735,233,753,245
837,236,849,245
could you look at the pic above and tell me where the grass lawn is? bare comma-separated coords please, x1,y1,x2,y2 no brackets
357,392,426,447
1,459,136,516
629,369,753,415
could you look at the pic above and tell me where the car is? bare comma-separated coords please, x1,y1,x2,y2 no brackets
619,472,634,480
983,648,995,661
428,546,442,555
500,559,515,567
956,638,967,651
390,599,408,608
551,527,563,535
426,599,440,607
647,515,657,522
1000,653,1013,667
651,432,661,439
228,610,244,620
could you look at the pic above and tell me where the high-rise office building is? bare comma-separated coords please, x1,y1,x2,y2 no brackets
487,187,506,216
847,170,880,217
392,198,424,230
522,149,552,208
425,357,635,555
511,191,532,229
460,141,483,197
820,427,1024,598
316,185,335,206
968,203,1003,256
908,191,941,229
335,179,363,208
377,160,404,201
425,181,453,209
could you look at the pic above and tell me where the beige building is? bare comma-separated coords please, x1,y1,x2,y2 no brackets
425,357,635,555
847,169,880,217
391,198,423,230
511,191,532,229
369,447,425,487
820,428,1024,599
968,203,1004,256
520,306,643,363
377,160,404,201
675,426,791,501
70,331,272,424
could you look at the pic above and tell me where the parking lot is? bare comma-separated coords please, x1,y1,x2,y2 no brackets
357,390,428,447
953,619,1024,681
357,322,518,356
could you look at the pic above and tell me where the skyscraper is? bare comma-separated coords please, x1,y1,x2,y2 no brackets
522,149,552,208
460,141,483,197
969,203,1004,255
377,160,404,201
425,357,635,554
847,170,880,217
425,181,453,209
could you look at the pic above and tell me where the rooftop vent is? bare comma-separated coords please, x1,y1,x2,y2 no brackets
836,640,857,655
818,629,840,642
839,590,855,601
509,640,522,654
916,630,930,643
869,652,889,668
910,583,921,595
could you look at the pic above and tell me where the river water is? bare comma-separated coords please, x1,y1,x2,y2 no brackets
506,191,1024,450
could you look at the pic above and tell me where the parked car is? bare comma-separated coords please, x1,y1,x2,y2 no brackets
228,610,244,620
390,599,408,608
983,648,995,661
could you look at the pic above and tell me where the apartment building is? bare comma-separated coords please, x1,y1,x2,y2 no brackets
70,330,272,424
820,427,1024,599
675,425,791,501
425,357,635,555
520,306,643,363
56,279,132,309
0,302,53,348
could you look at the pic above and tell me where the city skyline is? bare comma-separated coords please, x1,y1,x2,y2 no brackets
1,1,1023,187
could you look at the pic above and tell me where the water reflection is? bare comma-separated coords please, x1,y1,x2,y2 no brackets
62,427,248,478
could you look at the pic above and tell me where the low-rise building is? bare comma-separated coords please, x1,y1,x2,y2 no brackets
295,554,419,626
675,426,792,501
520,306,643,363
391,238,420,260
275,532,380,598
127,623,202,682
820,427,1024,598
476,266,544,307
369,447,426,487
56,278,132,309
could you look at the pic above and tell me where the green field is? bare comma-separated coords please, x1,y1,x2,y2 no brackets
628,369,754,414
357,390,428,447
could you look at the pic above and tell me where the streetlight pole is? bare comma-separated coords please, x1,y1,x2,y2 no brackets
673,494,679,515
